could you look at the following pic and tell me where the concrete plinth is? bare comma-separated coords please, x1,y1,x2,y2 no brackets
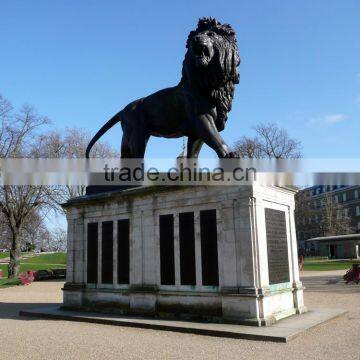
19,306,346,343
62,185,306,326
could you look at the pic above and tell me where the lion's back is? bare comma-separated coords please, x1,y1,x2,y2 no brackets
141,86,188,136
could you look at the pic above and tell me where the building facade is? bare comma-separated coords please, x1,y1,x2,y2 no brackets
295,185,360,255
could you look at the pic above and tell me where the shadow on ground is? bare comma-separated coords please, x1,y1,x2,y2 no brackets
0,302,61,320
0,279,63,320
302,273,360,294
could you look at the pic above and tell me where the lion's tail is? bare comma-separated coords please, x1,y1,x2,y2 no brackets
85,113,122,158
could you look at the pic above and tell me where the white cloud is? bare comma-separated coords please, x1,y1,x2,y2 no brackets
323,114,347,124
307,113,347,127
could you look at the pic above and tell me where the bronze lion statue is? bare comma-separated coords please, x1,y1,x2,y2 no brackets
86,17,240,159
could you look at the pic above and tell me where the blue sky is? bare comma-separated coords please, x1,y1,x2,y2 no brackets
1,0,359,158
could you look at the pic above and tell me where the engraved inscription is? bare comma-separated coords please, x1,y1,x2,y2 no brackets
265,208,290,284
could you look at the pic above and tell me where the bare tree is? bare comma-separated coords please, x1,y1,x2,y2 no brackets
23,219,66,253
36,127,118,198
0,213,10,249
319,193,354,236
295,190,355,252
0,94,118,277
21,211,50,251
1,187,61,278
43,227,67,252
233,122,302,159
0,94,61,277
0,206,41,251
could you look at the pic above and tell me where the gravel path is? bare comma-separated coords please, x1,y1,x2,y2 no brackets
0,273,359,360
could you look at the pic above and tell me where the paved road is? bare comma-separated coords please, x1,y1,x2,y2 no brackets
0,272,359,360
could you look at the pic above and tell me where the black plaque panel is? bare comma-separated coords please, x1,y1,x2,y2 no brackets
200,209,219,286
159,214,175,285
265,208,290,284
179,212,196,285
101,221,113,284
118,219,130,284
87,222,98,284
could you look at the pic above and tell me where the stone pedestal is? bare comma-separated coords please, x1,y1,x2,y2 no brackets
62,185,306,326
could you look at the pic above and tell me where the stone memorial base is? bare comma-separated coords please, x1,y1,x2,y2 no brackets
62,185,307,326
20,306,345,343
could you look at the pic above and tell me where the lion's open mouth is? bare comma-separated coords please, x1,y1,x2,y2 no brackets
192,43,211,58
191,41,213,66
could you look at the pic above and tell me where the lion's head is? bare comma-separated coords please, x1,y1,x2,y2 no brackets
181,17,240,130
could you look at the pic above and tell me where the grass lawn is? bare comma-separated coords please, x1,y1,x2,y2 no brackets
0,278,21,287
21,252,67,265
303,259,360,271
0,252,9,260
0,252,66,288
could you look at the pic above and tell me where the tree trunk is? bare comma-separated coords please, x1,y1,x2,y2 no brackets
8,231,21,279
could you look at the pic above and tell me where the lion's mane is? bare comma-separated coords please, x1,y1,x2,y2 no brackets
181,17,240,130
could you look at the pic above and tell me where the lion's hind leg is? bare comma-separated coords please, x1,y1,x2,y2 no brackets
121,122,149,159
121,135,132,158
130,131,150,158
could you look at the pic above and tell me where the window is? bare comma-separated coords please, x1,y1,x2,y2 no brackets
356,206,360,216
102,221,113,284
159,214,175,285
200,209,219,286
342,193,347,202
357,222,360,231
334,195,339,204
179,212,196,285
118,219,130,284
87,223,98,284
344,208,349,218
355,189,359,199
